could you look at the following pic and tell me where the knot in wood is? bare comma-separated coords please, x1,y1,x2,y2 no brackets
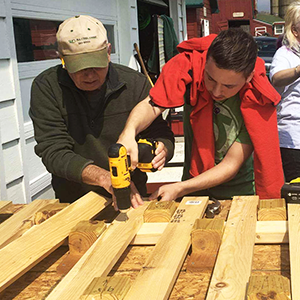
256,291,277,300
215,282,227,288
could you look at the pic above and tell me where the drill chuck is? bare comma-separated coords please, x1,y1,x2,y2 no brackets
113,187,131,213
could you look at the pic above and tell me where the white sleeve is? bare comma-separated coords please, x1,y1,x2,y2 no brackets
270,48,293,80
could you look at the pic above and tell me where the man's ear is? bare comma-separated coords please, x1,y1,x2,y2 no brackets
59,55,66,69
246,70,255,83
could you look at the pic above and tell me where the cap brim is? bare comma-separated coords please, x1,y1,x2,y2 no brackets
63,48,109,73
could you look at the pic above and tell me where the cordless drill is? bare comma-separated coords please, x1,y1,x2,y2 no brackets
108,139,158,213
281,177,300,204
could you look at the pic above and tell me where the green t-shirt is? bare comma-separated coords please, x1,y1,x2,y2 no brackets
182,94,255,200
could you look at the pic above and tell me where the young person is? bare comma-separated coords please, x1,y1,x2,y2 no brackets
118,28,284,202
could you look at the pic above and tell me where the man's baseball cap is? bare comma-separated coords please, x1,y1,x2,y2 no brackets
56,15,109,73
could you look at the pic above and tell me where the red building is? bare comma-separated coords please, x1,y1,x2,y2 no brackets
211,0,257,35
186,0,283,38
186,0,217,38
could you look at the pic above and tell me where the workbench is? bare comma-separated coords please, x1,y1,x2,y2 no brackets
0,199,290,300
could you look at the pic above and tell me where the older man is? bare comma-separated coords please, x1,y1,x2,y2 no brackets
30,15,174,205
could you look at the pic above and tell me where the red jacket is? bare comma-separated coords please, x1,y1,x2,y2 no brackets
150,35,284,199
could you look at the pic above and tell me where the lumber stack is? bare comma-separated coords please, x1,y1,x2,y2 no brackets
0,194,298,300
0,192,111,293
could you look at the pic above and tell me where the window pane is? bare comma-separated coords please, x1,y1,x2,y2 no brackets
104,24,115,53
13,18,61,63
275,25,284,35
13,18,116,63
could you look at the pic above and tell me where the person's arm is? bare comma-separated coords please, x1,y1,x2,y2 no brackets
30,78,94,183
149,141,254,201
271,65,300,87
118,96,165,169
30,76,115,197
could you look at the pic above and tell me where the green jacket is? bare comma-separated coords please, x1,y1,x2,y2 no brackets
30,63,174,202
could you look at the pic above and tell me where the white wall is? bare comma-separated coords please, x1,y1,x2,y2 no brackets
0,0,30,203
0,0,139,203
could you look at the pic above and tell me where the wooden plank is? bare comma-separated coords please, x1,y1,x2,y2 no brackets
131,220,288,246
131,222,167,245
34,202,69,224
57,220,107,275
0,192,111,293
0,200,12,211
206,195,259,300
143,200,177,222
124,197,209,300
46,202,149,300
186,219,224,272
258,199,286,221
0,199,58,249
246,274,291,300
0,203,22,223
288,203,300,300
256,221,288,244
80,276,131,300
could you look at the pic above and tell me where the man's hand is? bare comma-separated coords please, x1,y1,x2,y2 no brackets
82,164,113,194
130,182,144,208
82,164,144,211
149,182,183,202
152,141,168,171
112,182,144,211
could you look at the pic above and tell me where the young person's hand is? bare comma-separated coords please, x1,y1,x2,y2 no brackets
152,141,168,171
149,182,184,202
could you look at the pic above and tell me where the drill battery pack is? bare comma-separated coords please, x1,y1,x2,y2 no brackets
281,178,300,204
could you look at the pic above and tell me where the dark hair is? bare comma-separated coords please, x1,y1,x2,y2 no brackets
207,28,257,78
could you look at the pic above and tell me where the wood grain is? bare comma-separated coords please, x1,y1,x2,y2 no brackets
124,197,209,300
0,192,111,292
288,203,300,300
0,200,12,211
0,199,58,249
187,219,224,272
46,202,149,300
34,202,68,224
206,195,259,300
255,221,288,244
143,200,177,222
258,199,286,221
246,274,291,300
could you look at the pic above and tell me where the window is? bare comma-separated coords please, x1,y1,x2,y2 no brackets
104,24,115,53
274,24,284,35
13,18,115,63
13,18,61,63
